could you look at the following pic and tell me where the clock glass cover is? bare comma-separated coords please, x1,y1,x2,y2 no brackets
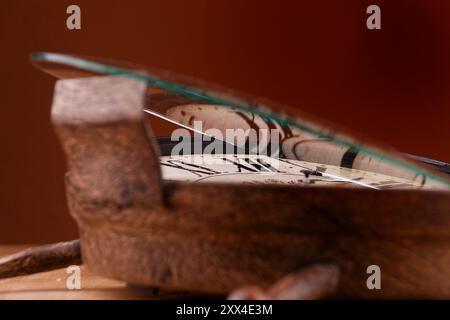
31,52,450,191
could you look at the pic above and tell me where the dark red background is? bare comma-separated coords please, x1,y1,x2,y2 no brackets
1,0,449,243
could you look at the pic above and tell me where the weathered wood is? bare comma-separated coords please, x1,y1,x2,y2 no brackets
75,184,450,298
228,263,340,300
0,245,205,299
50,76,450,299
0,241,81,279
51,76,163,210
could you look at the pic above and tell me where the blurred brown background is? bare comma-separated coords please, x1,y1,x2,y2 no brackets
0,0,449,243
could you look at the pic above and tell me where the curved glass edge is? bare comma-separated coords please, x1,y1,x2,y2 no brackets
30,52,450,188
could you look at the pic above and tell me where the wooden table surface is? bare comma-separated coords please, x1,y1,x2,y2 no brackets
0,245,202,300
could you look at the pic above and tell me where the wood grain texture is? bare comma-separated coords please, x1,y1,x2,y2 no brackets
51,76,450,299
228,263,340,300
0,246,208,300
0,240,80,279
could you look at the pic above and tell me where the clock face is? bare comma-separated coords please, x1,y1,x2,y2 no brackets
160,153,436,190
148,94,449,191
31,52,450,191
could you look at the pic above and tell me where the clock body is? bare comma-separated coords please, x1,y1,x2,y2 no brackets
42,60,450,298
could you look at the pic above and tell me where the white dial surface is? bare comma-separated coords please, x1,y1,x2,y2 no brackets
160,154,431,190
